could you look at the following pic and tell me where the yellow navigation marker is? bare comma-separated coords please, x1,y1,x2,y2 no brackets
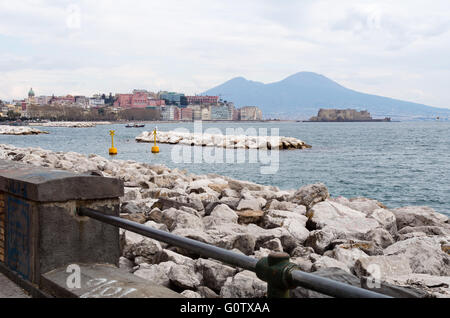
151,127,160,154
109,130,118,155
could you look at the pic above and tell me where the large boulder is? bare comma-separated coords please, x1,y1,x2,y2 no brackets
207,204,239,224
354,255,413,280
332,197,386,214
307,200,380,239
290,183,329,209
397,225,450,238
281,219,310,244
384,274,450,298
367,208,397,236
262,209,308,229
154,249,195,266
237,198,267,211
384,237,450,276
265,200,304,213
330,245,369,273
310,255,351,273
236,210,265,225
364,228,395,249
392,206,448,230
133,261,175,287
122,230,162,261
305,230,337,254
160,208,204,231
168,263,203,290
195,259,238,292
220,271,267,298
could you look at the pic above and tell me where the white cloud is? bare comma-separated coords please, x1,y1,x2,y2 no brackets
0,0,449,108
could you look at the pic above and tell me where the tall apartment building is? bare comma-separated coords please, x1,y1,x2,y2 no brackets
210,106,230,120
191,105,202,120
161,106,179,121
240,106,263,121
201,107,211,120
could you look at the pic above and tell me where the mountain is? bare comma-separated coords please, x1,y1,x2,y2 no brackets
203,72,450,120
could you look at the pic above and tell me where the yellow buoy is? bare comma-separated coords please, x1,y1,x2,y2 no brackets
151,128,160,153
109,130,118,155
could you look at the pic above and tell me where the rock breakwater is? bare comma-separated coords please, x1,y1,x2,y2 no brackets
0,143,448,298
0,126,48,135
29,121,111,128
136,130,312,150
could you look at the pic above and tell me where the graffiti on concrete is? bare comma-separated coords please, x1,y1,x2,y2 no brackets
6,196,31,280
80,278,137,298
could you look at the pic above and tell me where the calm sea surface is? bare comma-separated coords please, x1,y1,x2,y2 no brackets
1,121,449,216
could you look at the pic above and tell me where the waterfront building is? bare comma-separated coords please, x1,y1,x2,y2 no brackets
160,92,185,105
161,105,179,121
131,91,149,108
115,91,165,108
49,95,76,106
232,109,240,121
191,105,202,120
74,96,89,108
201,107,211,120
240,106,263,121
210,105,230,120
181,107,193,121
89,97,105,107
36,96,52,106
186,95,219,105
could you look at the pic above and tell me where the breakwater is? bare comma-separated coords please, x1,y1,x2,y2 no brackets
0,143,448,298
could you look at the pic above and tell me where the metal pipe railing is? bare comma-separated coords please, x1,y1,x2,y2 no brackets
78,207,391,298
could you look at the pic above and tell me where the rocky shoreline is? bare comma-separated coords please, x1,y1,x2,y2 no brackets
0,126,48,135
29,121,111,128
0,143,448,298
136,130,312,150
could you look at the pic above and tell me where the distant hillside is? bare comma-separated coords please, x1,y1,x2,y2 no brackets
203,72,450,120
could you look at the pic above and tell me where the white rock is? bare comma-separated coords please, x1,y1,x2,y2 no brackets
181,290,202,298
133,261,175,287
331,245,369,272
311,256,351,273
354,255,413,279
384,237,450,276
168,263,203,289
220,271,267,298
308,200,380,239
195,259,238,292
290,183,329,208
392,206,448,230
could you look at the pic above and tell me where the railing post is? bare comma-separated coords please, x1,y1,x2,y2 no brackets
256,252,299,298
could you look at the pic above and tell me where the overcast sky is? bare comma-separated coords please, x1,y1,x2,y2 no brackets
0,0,449,108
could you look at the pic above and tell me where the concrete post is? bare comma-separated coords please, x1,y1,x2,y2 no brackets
0,160,123,286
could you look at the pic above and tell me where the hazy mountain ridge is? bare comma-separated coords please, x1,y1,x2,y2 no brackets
203,72,450,120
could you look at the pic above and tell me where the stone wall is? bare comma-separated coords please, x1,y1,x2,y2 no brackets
310,109,373,122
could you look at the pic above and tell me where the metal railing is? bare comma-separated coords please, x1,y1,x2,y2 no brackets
77,207,392,298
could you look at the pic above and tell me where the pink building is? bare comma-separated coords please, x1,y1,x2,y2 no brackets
115,92,165,108
186,96,219,105
181,108,193,121
148,99,165,107
49,95,76,105
173,107,181,121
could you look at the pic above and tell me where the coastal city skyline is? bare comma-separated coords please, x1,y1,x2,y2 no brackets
1,1,450,109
